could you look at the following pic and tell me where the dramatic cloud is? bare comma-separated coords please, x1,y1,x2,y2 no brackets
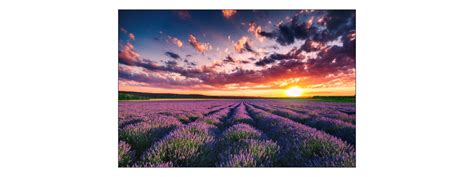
234,36,258,55
119,42,353,90
223,55,236,63
118,42,140,65
119,65,202,88
119,10,355,93
258,10,354,47
222,10,237,19
188,34,210,53
255,47,305,66
165,51,181,60
234,36,249,53
248,22,264,42
258,16,316,46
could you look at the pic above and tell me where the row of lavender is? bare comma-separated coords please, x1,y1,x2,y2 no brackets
118,100,356,167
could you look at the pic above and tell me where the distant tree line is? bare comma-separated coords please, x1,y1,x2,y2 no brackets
312,96,356,103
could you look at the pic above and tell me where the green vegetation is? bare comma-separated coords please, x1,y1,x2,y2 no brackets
119,91,263,100
118,91,356,102
119,92,149,100
312,96,356,103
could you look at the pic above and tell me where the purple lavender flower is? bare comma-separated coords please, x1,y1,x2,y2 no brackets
119,116,182,154
221,123,264,143
142,122,219,167
219,152,257,167
198,105,235,127
218,139,279,167
131,161,173,167
306,117,356,145
119,141,135,167
228,103,255,126
305,151,356,167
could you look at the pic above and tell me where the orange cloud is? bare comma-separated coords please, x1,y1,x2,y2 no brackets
222,10,237,19
306,16,315,29
234,36,249,53
248,22,264,42
168,37,183,48
188,35,210,53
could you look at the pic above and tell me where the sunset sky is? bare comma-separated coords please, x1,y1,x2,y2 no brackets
118,10,355,97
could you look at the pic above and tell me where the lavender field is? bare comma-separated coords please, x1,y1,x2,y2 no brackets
118,99,356,167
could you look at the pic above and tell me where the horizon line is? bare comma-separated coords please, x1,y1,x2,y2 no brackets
118,90,356,97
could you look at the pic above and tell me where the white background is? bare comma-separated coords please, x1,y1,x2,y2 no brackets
1,0,474,176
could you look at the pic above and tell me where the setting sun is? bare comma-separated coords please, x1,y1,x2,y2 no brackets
285,87,303,97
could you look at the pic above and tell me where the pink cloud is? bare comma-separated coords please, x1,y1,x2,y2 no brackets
118,42,140,65
128,33,135,41
168,36,183,48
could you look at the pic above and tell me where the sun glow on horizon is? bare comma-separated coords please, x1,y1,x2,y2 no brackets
285,87,303,97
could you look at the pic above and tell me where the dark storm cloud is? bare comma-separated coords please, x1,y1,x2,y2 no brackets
164,60,178,66
244,42,260,55
240,60,250,64
265,45,279,50
254,10,355,69
223,55,236,63
183,59,197,66
234,36,259,55
165,51,181,60
258,16,316,46
259,10,355,46
325,10,355,31
255,47,305,66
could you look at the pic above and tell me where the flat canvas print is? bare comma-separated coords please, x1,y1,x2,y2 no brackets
118,10,356,167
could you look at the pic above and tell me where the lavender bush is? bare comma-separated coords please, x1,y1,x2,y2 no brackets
119,116,182,155
227,103,255,126
118,141,135,167
142,122,219,167
218,139,279,167
217,123,279,167
306,117,356,145
221,123,264,143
